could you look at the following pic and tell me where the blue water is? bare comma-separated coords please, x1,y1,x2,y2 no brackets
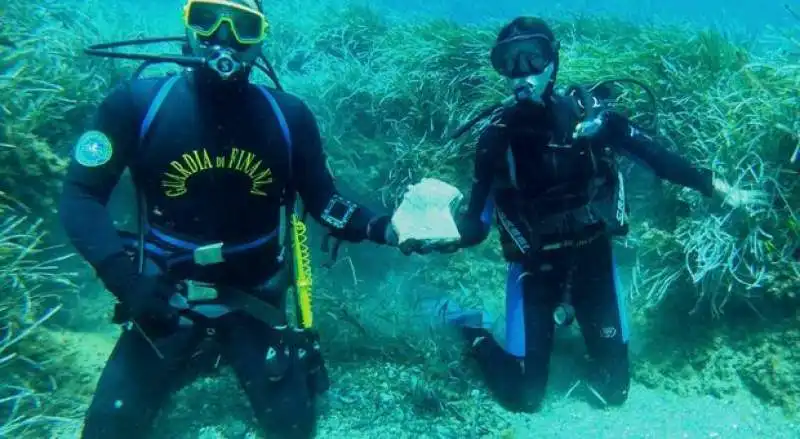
140,0,796,34
9,0,796,437
369,0,796,35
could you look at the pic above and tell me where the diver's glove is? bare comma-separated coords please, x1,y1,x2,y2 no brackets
572,109,621,140
385,212,463,255
367,214,438,254
573,110,638,141
712,177,770,215
397,239,460,256
97,253,182,333
385,214,461,255
573,116,605,139
366,215,396,245
123,275,184,333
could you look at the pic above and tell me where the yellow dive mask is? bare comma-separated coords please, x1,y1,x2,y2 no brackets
183,0,269,45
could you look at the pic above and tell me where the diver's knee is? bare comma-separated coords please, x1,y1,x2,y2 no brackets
606,366,630,406
250,377,317,439
81,357,163,439
488,359,548,413
82,397,151,439
490,374,546,413
507,385,546,413
605,385,629,406
588,353,630,408
469,338,552,413
253,402,316,439
259,418,315,439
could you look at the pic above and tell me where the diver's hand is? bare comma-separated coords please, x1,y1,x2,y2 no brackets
384,222,400,247
382,215,460,254
398,239,460,256
98,252,186,334
573,114,605,139
384,222,455,254
712,177,770,215
121,275,183,333
367,215,401,247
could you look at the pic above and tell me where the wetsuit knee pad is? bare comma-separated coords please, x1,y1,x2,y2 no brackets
588,344,630,406
237,328,322,439
298,330,330,396
602,359,630,406
501,377,546,413
273,328,329,396
516,352,550,413
251,368,317,439
472,338,548,413
493,372,547,413
82,399,156,439
82,343,166,438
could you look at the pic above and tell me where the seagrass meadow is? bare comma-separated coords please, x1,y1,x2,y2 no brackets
1,0,799,437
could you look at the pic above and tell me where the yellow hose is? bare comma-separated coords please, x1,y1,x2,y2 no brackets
290,214,313,328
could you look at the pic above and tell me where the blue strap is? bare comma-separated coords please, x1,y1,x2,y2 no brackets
163,230,278,265
139,80,291,157
257,85,297,228
149,227,278,252
138,75,181,146
480,193,495,228
256,85,292,179
164,232,279,266
126,228,279,268
504,262,527,357
120,236,171,258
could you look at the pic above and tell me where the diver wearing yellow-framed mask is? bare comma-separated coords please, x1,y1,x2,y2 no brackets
183,0,269,80
68,1,404,438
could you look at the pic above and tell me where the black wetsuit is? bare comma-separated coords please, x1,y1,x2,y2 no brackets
59,72,390,439
455,92,713,412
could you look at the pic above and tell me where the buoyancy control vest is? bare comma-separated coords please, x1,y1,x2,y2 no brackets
489,83,631,260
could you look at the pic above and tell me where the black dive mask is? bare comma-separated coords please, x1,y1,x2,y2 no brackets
491,33,558,79
508,64,556,107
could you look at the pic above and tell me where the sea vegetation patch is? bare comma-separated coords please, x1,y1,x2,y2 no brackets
1,0,798,435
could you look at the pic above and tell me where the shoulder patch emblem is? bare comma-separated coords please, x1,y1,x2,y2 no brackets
74,131,113,167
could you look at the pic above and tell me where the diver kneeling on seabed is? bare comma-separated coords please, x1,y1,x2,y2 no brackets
399,16,771,413
60,1,404,438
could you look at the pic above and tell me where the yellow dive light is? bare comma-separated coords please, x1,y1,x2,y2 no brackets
290,214,313,328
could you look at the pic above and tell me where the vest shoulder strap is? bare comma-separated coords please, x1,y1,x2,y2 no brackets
255,85,293,180
135,79,297,247
137,74,182,150
136,78,294,170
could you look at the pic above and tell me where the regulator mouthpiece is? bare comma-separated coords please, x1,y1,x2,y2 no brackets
509,64,554,107
513,83,538,103
206,46,243,80
553,303,575,327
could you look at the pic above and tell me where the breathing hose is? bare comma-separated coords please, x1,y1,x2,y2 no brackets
450,77,658,139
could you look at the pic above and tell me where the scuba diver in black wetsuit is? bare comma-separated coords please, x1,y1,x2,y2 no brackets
403,17,768,412
59,1,399,438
